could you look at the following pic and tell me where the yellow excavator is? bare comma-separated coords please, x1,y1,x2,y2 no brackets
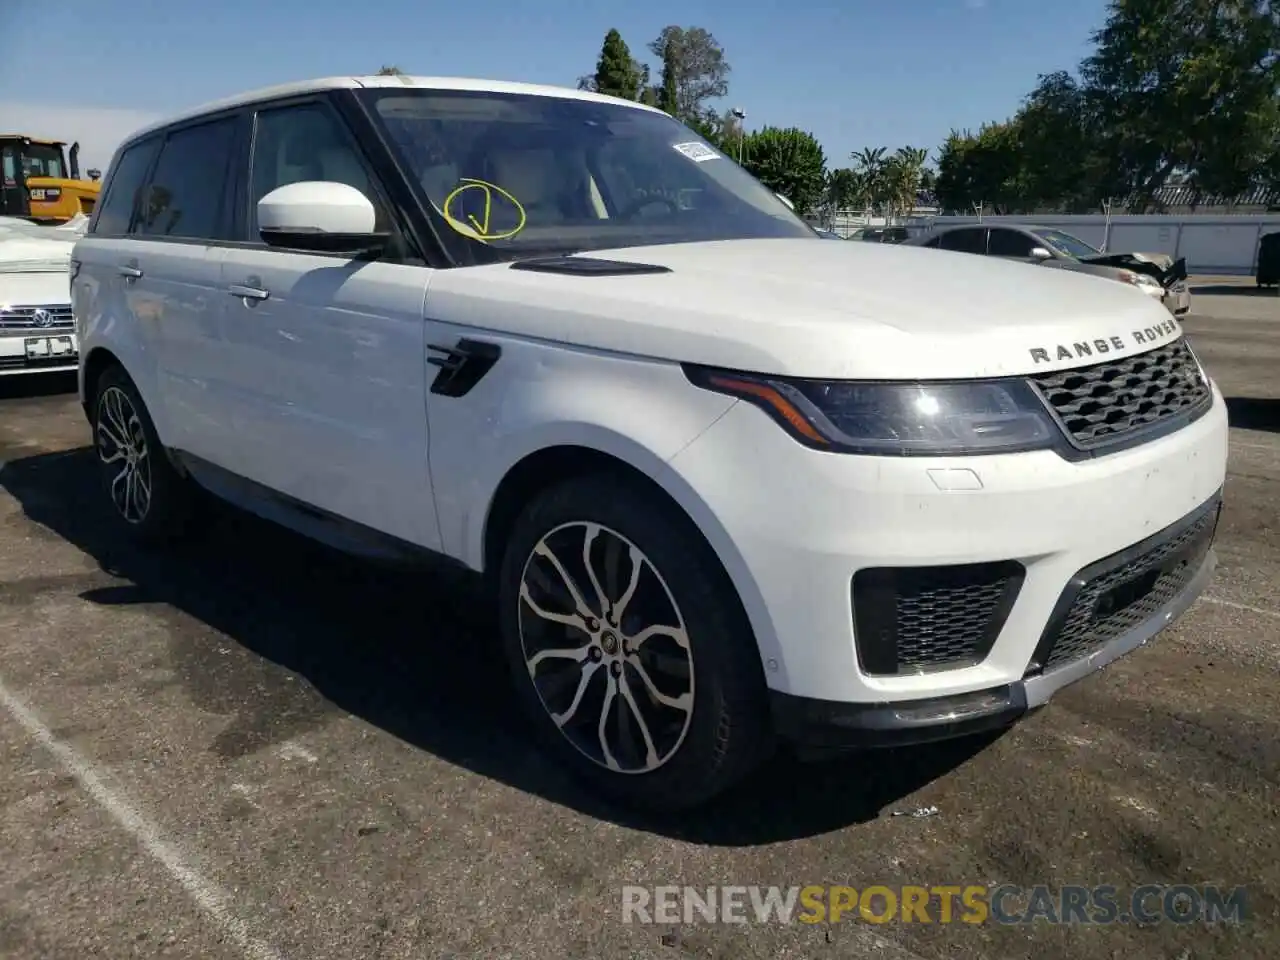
0,135,102,224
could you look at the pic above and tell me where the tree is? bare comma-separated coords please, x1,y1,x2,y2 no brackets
822,167,863,226
377,65,405,76
884,146,929,219
1013,71,1111,212
638,64,659,107
648,26,731,127
658,37,680,116
1082,0,1280,209
933,123,1026,213
741,127,828,216
850,147,889,213
579,29,644,100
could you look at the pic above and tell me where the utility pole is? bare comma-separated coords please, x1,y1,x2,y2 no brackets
730,107,746,165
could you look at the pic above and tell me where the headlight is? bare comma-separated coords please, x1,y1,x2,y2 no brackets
685,366,1059,456
1121,271,1164,296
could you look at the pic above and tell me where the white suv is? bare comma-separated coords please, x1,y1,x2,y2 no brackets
72,76,1228,810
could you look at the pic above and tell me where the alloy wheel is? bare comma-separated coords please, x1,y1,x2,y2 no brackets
96,385,152,524
518,521,695,774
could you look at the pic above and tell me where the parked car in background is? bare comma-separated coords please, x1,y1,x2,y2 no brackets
75,75,1226,811
856,225,912,244
905,223,1190,315
0,217,78,376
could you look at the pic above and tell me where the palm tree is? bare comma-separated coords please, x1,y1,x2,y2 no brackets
887,147,929,221
851,147,888,217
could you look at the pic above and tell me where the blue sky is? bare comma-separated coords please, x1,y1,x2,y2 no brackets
1,0,1109,172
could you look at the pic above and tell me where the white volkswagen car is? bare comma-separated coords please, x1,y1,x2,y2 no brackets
72,76,1228,810
0,220,79,376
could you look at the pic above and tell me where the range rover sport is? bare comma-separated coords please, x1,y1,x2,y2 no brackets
72,75,1228,810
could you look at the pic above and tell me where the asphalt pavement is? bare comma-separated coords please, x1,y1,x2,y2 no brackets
0,278,1277,959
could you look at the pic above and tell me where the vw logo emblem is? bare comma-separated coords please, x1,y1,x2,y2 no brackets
32,308,54,328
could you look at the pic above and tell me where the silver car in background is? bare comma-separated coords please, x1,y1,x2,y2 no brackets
904,223,1191,316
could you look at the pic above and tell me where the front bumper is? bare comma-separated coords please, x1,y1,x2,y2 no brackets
1163,281,1191,315
0,331,79,375
769,495,1219,753
664,380,1229,709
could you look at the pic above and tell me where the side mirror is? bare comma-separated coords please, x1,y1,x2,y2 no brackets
1029,246,1053,260
775,193,795,211
258,181,388,255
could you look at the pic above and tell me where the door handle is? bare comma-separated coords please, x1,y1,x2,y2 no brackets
118,263,142,281
227,283,269,301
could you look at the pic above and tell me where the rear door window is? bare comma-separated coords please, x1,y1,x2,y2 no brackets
939,227,988,255
135,118,238,240
988,228,1037,258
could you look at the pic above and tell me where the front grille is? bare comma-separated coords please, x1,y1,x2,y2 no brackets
0,303,74,331
852,561,1024,675
1029,496,1220,674
1030,338,1211,449
0,354,78,371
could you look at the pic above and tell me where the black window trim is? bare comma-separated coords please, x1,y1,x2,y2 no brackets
86,92,442,268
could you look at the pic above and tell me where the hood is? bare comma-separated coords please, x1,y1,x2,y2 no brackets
0,269,72,307
0,235,73,274
427,238,1185,380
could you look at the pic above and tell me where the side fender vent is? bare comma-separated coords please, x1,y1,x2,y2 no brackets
427,339,502,398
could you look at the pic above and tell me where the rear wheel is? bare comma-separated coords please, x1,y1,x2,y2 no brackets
497,473,774,811
92,364,196,543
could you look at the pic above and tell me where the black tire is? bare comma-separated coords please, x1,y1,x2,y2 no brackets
497,471,774,811
91,364,196,544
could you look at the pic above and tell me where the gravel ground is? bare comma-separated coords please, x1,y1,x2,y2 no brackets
0,279,1276,960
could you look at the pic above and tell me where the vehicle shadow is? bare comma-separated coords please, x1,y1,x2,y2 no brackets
1189,283,1277,297
1226,397,1280,434
0,447,994,845
0,371,78,401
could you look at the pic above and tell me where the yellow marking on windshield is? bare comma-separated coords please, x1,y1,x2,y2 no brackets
442,178,527,241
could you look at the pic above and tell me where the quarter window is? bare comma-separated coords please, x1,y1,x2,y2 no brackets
91,138,160,236
135,119,237,240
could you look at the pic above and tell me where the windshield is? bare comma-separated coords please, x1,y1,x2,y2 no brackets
1033,228,1099,260
18,143,65,179
363,89,814,261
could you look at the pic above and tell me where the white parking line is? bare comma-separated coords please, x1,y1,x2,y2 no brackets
0,676,286,960
1202,595,1280,620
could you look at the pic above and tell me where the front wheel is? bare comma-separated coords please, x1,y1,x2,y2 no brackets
497,473,773,811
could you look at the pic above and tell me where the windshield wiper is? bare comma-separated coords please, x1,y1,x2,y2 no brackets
509,254,672,276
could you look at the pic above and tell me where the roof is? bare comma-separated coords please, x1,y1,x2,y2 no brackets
123,75,667,146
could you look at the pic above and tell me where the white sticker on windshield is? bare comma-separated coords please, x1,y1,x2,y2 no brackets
672,141,720,163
